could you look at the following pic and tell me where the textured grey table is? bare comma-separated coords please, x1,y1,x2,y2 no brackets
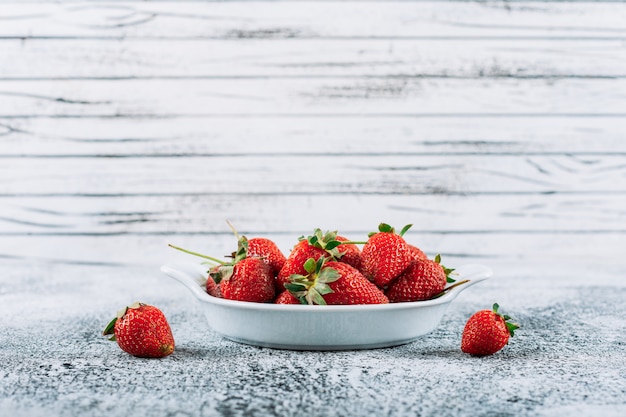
1,1,626,416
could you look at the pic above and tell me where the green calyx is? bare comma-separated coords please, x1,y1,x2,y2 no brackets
284,257,340,305
300,228,346,260
493,303,520,337
102,302,142,341
434,254,456,283
368,223,413,238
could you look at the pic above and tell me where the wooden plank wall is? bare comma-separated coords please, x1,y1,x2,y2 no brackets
1,1,625,285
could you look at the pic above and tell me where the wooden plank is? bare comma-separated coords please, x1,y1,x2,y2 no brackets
1,233,623,282
0,78,624,117
3,154,626,195
2,194,625,235
1,2,625,39
2,38,625,79
2,116,626,156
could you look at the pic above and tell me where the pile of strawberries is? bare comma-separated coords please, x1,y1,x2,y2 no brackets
102,222,519,358
170,223,455,306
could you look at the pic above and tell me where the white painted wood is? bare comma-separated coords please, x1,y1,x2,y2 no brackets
4,154,626,195
2,194,625,234
0,1,624,278
3,38,626,79
3,117,626,156
1,2,625,39
1,78,624,117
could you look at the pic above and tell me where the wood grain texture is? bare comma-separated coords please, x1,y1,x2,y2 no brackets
0,0,624,276
1,78,624,118
3,117,626,156
1,2,625,39
3,39,626,79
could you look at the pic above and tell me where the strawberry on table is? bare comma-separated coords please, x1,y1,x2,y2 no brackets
361,223,414,288
461,303,519,356
103,302,175,358
385,254,454,302
285,257,388,305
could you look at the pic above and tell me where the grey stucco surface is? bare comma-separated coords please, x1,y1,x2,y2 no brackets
2,265,625,417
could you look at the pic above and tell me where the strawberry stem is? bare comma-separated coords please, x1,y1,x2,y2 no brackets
430,279,470,299
168,243,227,265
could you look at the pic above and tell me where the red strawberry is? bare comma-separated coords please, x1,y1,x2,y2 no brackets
408,244,428,262
286,258,388,305
103,302,175,358
461,303,519,356
385,254,454,302
335,235,362,271
277,239,328,290
277,229,365,290
205,266,223,298
274,290,301,304
224,222,286,276
361,223,413,288
169,240,275,303
247,237,286,275
212,257,275,302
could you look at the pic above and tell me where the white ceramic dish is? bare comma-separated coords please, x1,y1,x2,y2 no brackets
161,262,492,350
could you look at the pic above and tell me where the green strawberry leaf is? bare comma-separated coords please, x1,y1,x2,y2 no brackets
308,288,327,306
210,265,233,284
103,317,117,336
506,322,520,337
399,224,413,237
325,240,342,251
304,258,317,274
378,223,394,233
317,267,340,284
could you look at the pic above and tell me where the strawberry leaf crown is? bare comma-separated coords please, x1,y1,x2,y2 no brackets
299,228,345,260
102,301,143,341
285,257,340,305
434,254,456,283
493,303,520,337
368,223,413,238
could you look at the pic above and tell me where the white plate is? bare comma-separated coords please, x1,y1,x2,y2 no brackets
161,262,492,350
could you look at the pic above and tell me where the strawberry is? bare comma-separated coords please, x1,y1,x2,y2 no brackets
274,290,301,304
225,222,286,276
408,244,428,262
385,254,454,302
277,239,328,290
247,237,286,275
169,239,275,303
286,258,388,305
361,223,413,288
461,303,519,356
205,265,223,298
335,235,363,271
277,229,366,291
103,302,175,358
214,257,275,302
